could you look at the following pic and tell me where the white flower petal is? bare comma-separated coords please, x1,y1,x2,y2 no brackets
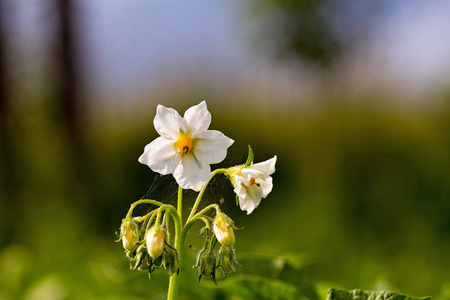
240,199,257,214
234,175,249,187
233,182,246,199
194,130,234,164
173,153,211,191
153,104,187,140
234,183,263,215
246,185,263,205
239,191,261,215
248,156,277,176
138,137,180,175
183,101,211,136
258,177,273,198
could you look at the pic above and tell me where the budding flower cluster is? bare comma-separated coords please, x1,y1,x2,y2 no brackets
193,212,240,284
117,215,179,278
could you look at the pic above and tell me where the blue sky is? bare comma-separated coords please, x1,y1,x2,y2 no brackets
7,0,450,103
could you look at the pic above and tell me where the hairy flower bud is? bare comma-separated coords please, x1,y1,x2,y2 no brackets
218,245,237,274
121,219,139,251
137,255,151,272
163,247,180,276
146,226,165,259
132,244,147,270
213,213,235,247
198,250,217,284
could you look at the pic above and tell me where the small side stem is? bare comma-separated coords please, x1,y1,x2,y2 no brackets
187,169,227,222
193,204,221,221
132,208,158,223
126,199,164,219
183,204,221,233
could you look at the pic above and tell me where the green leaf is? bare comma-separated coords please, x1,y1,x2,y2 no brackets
201,253,319,300
218,274,299,300
327,288,432,300
244,145,254,168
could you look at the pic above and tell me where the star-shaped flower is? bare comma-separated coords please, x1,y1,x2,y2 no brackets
139,101,234,191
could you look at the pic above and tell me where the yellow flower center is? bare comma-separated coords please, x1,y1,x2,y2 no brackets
175,133,193,154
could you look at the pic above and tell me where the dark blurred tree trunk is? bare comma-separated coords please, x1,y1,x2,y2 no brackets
0,0,6,129
54,0,95,213
54,0,85,156
0,0,14,195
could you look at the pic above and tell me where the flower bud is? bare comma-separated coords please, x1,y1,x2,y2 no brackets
213,213,235,247
146,226,165,259
132,244,147,270
218,245,237,274
121,219,139,251
162,247,180,276
198,250,217,284
138,255,151,272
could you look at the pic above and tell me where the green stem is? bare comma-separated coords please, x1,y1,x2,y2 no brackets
167,189,185,300
187,169,227,222
182,204,220,235
167,169,227,299
178,186,183,224
193,204,221,221
155,209,163,226
145,211,158,232
132,208,158,223
126,199,164,219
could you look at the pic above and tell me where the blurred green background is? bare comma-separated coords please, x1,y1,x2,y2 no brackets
1,0,450,299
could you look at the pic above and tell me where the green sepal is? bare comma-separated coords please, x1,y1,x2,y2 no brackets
114,231,122,242
197,250,217,285
131,244,147,270
244,145,254,168
231,223,244,231
162,246,180,275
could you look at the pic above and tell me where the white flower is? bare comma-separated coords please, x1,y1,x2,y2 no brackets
233,156,277,214
138,101,234,191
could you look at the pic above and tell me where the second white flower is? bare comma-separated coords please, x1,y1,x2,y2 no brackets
233,156,277,214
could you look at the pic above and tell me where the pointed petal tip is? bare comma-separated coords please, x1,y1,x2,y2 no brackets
138,150,148,165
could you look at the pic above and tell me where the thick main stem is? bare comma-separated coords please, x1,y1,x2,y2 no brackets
167,226,185,300
167,186,184,300
167,170,226,300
